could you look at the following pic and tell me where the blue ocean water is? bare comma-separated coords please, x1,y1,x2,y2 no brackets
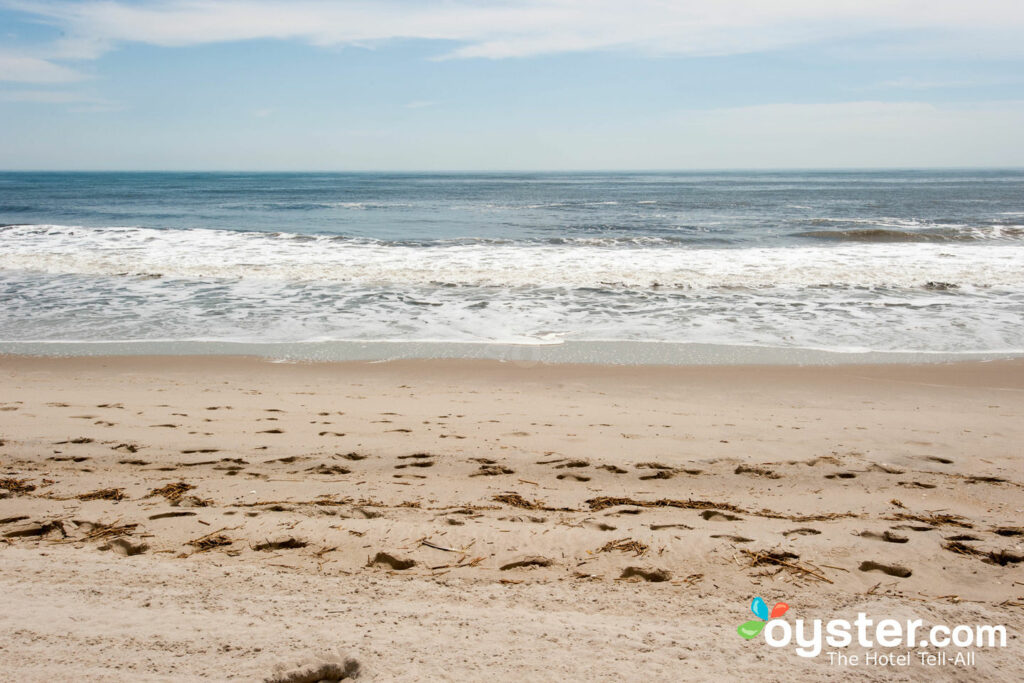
1,170,1022,363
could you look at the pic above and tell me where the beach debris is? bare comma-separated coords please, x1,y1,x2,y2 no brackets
77,487,126,501
994,527,1024,537
619,566,672,582
493,493,545,510
81,520,138,541
187,529,234,552
597,538,649,556
147,481,195,503
499,555,553,570
252,536,308,551
942,540,1024,566
421,539,461,553
734,465,780,479
470,464,515,476
884,511,973,529
0,478,36,495
870,463,905,474
743,549,833,583
586,495,857,522
367,552,416,570
147,481,211,507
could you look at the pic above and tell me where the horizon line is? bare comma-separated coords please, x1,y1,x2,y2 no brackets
2,166,1024,174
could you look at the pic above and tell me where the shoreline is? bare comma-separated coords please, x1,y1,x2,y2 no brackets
4,351,1024,382
3,339,1021,366
2,352,1022,679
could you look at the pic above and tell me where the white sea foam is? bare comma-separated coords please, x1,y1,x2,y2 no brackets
1,224,1021,354
1,224,1021,289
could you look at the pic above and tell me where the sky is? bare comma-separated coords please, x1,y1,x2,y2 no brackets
1,0,1023,170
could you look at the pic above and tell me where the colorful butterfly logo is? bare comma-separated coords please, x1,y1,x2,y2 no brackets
737,597,789,639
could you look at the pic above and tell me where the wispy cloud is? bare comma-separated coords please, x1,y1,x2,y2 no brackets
0,87,120,111
6,0,1024,65
876,76,1021,90
0,53,87,82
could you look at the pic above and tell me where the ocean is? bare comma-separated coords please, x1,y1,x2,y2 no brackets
1,170,1022,364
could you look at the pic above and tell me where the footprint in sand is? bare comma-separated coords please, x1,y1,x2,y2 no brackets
471,464,514,476
700,510,742,522
306,464,351,475
557,473,591,482
368,552,416,570
148,511,196,520
782,528,821,537
710,534,754,543
859,530,909,543
734,465,780,479
994,527,1024,537
619,566,671,582
554,460,589,469
395,460,434,469
859,560,912,578
338,452,368,461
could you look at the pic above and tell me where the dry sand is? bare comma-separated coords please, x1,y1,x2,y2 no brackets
1,355,1023,681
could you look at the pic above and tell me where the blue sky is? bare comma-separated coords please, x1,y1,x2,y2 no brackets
1,1,1023,170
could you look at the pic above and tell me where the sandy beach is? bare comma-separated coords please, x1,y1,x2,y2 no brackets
1,354,1023,680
